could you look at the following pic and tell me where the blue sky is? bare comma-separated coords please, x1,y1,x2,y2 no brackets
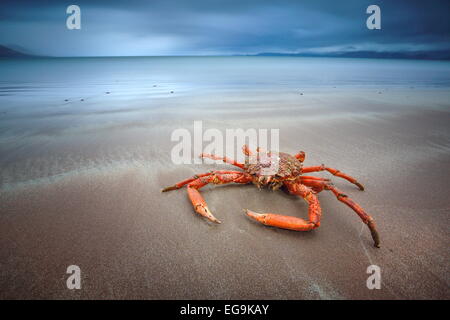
0,0,449,56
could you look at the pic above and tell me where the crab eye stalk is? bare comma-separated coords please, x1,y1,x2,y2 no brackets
295,151,306,162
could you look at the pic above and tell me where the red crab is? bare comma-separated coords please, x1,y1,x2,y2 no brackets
162,145,380,247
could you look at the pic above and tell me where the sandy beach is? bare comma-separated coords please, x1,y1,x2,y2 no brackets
0,57,449,299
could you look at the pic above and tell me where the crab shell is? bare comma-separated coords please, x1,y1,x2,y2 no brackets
244,152,303,190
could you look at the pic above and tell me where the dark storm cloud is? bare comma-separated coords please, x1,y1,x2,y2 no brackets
0,0,449,56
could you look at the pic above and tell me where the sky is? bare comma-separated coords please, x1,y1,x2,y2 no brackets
0,0,449,57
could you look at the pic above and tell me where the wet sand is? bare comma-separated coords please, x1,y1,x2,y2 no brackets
1,88,449,299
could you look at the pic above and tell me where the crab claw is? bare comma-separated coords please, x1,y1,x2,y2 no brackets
245,209,266,223
194,204,222,224
245,209,316,231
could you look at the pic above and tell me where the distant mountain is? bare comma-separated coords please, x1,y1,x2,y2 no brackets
1,43,448,60
251,50,450,61
0,45,35,58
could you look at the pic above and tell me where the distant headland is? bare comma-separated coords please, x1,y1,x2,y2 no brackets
0,45,37,58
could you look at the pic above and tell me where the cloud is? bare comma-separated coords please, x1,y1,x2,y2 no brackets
0,0,449,56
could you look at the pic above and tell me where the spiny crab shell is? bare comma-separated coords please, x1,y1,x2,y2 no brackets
244,152,303,190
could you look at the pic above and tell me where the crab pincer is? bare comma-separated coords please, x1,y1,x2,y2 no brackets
245,209,316,231
187,187,222,224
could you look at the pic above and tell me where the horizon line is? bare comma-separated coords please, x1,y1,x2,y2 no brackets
4,55,449,62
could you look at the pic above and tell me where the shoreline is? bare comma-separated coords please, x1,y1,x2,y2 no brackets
1,86,449,299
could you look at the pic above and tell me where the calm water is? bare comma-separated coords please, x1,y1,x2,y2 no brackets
1,56,450,107
1,56,450,188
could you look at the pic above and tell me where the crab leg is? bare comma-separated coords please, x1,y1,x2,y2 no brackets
294,151,306,162
246,183,321,231
242,144,253,156
242,144,266,156
199,153,244,169
302,165,365,190
161,170,241,192
300,176,330,182
301,179,380,247
187,172,252,223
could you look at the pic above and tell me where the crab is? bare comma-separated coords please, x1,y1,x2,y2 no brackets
162,145,380,247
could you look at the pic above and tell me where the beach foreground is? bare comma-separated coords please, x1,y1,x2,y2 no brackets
0,58,449,299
